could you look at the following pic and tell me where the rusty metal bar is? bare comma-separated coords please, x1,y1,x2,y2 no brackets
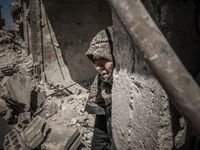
107,0,200,139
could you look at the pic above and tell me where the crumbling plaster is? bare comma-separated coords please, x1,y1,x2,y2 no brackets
111,0,200,149
112,15,174,149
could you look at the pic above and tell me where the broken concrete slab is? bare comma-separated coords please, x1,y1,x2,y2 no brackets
0,64,18,76
68,134,82,150
31,90,46,111
40,124,81,150
0,76,11,99
9,72,32,109
34,99,57,119
3,129,30,150
21,116,50,149
0,76,11,86
0,98,8,116
18,67,32,77
37,92,46,107
0,98,13,122
0,117,11,149
15,112,31,132
1,72,32,110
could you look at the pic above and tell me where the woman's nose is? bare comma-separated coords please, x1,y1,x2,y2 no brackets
95,62,104,71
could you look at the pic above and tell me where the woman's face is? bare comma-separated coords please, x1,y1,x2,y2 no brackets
93,56,113,79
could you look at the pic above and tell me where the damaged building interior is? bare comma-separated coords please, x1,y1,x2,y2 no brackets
0,0,200,150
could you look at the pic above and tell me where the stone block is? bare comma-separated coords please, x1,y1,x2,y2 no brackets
0,98,8,116
41,125,82,150
68,134,82,150
0,65,17,76
0,76,11,99
37,92,46,107
31,91,46,111
19,67,31,77
9,72,32,109
1,72,32,110
21,116,50,149
0,98,12,122
15,112,31,132
34,99,57,119
3,129,30,150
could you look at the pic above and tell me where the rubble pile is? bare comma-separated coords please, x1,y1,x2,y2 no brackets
0,30,30,81
0,30,95,150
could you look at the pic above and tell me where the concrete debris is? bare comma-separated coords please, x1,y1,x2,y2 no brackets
69,134,83,150
0,64,19,76
0,37,12,45
0,48,6,52
0,53,5,57
31,90,46,110
3,116,49,150
1,72,32,111
21,116,50,149
0,98,13,122
34,99,57,119
15,112,31,132
0,30,29,81
0,76,11,99
0,30,94,149
41,124,81,150
3,129,31,150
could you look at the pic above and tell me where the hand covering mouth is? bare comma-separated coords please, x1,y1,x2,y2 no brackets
101,70,109,78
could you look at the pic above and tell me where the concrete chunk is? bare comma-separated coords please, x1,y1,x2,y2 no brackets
41,125,81,150
21,116,50,149
34,99,57,119
0,76,11,99
68,134,82,150
0,98,13,122
15,112,31,132
3,129,30,150
1,72,32,110
0,98,8,116
31,91,46,111
9,72,32,109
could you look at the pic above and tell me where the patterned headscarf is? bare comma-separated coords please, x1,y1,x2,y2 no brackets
85,26,113,115
86,26,113,62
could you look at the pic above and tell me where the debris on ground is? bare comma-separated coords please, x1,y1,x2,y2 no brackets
0,30,94,150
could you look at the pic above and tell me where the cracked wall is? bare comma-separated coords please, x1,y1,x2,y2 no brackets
112,0,200,149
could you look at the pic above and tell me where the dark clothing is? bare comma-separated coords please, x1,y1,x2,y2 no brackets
91,103,112,150
91,115,111,150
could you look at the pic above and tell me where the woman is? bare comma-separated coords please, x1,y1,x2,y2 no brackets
85,26,114,150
